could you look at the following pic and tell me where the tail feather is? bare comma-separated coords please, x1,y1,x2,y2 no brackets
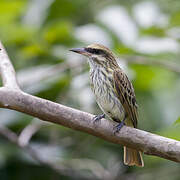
124,146,144,167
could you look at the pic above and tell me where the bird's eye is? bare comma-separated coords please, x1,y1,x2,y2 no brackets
92,49,102,54
85,48,104,55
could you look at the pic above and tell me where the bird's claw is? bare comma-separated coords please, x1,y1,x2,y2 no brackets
113,121,125,134
93,114,105,124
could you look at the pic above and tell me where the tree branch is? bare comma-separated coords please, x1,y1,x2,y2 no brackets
0,87,179,163
18,119,44,146
0,41,180,165
0,42,20,89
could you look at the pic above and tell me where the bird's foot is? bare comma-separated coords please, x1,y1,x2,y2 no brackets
113,121,125,134
93,114,105,124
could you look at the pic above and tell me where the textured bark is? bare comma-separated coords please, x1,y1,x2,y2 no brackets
0,41,180,164
0,88,180,163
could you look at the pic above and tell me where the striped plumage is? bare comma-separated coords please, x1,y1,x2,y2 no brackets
70,44,144,167
89,60,125,124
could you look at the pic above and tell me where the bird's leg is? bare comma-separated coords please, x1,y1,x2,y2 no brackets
93,114,105,124
113,115,127,134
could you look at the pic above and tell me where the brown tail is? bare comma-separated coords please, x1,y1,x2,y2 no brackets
124,146,144,167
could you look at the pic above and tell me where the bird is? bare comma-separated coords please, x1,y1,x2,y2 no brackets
70,44,144,167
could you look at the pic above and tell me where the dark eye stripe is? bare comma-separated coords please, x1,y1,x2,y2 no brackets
85,48,105,55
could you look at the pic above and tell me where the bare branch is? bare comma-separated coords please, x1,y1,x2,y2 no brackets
0,42,20,89
18,119,44,146
0,87,179,163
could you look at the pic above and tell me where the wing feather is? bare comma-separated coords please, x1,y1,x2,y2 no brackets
113,69,138,127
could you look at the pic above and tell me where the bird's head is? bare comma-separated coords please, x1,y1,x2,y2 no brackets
70,44,118,69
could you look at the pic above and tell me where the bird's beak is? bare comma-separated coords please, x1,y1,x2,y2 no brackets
69,48,89,56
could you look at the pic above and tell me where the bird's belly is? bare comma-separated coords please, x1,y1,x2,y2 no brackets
92,81,125,122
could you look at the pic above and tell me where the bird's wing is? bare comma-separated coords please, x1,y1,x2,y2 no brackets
113,69,138,127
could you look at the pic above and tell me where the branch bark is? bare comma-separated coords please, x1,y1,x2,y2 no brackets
0,41,180,165
0,42,20,89
0,87,179,163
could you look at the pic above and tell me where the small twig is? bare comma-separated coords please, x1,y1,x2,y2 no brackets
0,125,18,144
18,119,44,146
0,42,20,89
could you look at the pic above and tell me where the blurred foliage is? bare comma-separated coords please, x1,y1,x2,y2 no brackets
174,117,180,125
0,0,180,179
